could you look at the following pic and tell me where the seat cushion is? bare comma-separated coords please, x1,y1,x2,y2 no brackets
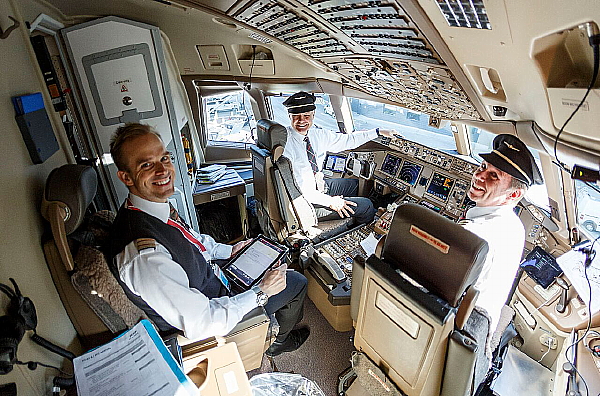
310,218,355,243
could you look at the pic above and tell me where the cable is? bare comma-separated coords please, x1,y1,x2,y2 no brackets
553,31,599,172
241,45,257,142
530,289,561,315
563,235,599,396
15,360,73,377
537,342,551,363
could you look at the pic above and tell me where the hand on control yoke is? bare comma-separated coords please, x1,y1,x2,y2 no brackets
258,263,287,297
329,196,357,218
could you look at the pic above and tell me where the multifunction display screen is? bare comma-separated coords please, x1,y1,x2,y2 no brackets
398,161,423,186
426,172,454,201
324,154,347,173
381,154,402,176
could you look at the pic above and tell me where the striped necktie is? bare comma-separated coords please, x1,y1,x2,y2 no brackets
304,136,319,174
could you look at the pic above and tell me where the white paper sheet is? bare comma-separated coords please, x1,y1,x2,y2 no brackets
360,233,380,257
556,243,600,316
74,320,196,396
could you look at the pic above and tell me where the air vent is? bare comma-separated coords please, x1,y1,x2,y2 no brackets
436,0,491,30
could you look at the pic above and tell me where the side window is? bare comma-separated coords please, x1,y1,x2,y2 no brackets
203,91,256,143
270,94,338,131
575,180,600,239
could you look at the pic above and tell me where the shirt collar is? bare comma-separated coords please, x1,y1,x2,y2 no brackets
466,204,515,219
287,125,310,142
127,193,171,223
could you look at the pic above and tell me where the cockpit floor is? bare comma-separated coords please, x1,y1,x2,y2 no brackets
248,298,355,395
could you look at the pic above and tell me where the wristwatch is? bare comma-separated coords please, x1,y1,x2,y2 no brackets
252,286,269,306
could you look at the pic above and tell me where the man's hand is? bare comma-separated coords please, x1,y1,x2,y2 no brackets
258,264,287,297
378,129,401,139
230,239,252,257
329,196,357,218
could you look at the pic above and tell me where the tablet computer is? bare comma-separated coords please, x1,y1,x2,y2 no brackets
520,246,562,288
223,235,288,291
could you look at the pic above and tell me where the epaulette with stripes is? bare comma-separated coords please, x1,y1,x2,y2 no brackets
134,238,156,252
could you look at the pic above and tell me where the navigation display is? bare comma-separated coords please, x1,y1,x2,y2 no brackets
324,154,347,173
426,172,454,201
381,154,402,176
399,160,423,186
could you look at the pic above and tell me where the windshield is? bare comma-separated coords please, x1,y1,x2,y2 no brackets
203,91,256,143
470,127,550,211
575,179,600,240
348,98,457,152
270,94,338,131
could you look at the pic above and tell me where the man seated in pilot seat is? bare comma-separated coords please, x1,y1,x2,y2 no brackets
282,91,397,224
106,123,310,357
461,134,543,334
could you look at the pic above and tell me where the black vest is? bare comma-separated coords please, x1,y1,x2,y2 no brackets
106,206,228,332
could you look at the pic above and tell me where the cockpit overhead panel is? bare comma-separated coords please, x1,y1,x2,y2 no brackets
231,0,483,120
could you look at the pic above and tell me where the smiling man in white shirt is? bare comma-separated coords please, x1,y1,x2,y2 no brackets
282,92,397,224
461,134,543,333
106,123,310,357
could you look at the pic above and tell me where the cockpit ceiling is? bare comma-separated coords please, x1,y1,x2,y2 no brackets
216,0,483,121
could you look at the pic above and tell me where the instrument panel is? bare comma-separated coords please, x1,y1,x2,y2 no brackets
364,136,478,221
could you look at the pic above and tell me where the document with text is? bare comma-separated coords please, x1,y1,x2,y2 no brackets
74,320,196,396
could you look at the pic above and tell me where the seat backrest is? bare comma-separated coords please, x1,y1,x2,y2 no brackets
41,165,147,347
251,119,317,241
352,203,489,396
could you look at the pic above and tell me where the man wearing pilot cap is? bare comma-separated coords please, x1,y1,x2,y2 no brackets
462,133,542,333
282,91,397,224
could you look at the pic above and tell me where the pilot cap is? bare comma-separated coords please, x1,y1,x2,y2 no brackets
283,92,316,114
480,134,543,186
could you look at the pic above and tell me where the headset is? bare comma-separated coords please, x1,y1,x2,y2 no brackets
0,278,37,374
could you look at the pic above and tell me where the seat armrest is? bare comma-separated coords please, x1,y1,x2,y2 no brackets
350,255,366,323
178,307,270,372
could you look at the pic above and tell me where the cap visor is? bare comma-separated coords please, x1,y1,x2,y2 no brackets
480,152,531,185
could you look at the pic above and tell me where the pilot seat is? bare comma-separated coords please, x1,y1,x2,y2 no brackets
250,119,365,331
41,164,271,371
340,203,491,396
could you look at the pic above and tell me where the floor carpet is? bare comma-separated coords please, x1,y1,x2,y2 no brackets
248,298,356,396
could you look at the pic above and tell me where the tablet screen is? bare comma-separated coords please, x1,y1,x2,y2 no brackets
520,246,562,288
225,236,287,288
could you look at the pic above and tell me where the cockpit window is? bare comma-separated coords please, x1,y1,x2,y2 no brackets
470,127,550,212
203,91,256,143
348,98,457,152
270,94,337,131
575,179,600,239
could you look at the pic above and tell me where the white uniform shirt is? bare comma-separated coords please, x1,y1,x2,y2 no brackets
283,126,378,207
462,205,525,332
114,193,258,341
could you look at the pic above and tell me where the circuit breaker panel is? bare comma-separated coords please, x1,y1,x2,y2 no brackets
61,16,198,229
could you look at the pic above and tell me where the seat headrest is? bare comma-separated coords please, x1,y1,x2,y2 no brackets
382,203,488,307
256,119,287,151
43,165,98,235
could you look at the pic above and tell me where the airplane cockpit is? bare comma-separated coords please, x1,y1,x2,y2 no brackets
1,0,600,395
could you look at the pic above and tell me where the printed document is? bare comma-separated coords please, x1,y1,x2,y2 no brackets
74,320,196,396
